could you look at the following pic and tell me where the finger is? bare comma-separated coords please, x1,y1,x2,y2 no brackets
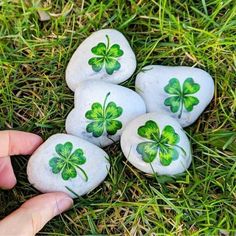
0,131,43,157
0,192,73,236
0,157,16,189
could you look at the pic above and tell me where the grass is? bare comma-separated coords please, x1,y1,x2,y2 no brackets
0,0,236,235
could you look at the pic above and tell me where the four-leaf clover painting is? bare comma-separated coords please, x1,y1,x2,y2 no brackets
49,142,88,181
88,35,124,75
136,120,184,166
85,92,123,137
164,78,200,119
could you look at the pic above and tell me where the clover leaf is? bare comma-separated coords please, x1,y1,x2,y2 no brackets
136,120,183,166
164,78,200,118
88,35,124,75
49,142,88,181
85,92,123,137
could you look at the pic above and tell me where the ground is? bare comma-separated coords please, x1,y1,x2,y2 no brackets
0,0,236,235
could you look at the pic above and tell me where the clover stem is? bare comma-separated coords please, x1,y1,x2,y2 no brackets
76,165,88,182
166,144,186,157
102,92,110,117
150,162,157,175
175,145,187,157
65,186,80,198
105,35,110,51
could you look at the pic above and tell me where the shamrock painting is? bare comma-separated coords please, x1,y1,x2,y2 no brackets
136,120,184,166
49,142,88,181
85,92,123,137
164,78,200,118
88,35,124,75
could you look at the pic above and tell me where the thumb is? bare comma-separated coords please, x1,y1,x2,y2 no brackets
0,192,73,236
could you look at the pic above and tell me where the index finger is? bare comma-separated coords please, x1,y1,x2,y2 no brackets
0,131,43,157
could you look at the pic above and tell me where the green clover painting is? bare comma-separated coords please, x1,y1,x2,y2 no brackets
85,92,123,137
164,78,200,118
136,120,184,166
49,142,88,181
88,35,124,75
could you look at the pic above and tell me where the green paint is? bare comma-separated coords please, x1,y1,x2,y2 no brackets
49,142,88,181
164,78,200,118
136,120,184,166
85,92,123,137
88,35,124,75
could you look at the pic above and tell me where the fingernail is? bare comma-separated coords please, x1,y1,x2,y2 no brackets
56,197,73,214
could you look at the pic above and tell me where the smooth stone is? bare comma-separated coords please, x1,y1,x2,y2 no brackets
27,134,110,198
135,65,214,127
65,80,146,147
120,113,192,175
66,29,136,91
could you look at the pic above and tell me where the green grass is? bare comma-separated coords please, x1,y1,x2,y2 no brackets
0,0,236,235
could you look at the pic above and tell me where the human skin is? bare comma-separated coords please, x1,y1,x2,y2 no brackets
0,130,73,236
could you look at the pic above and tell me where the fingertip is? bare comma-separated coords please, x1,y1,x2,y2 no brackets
26,133,44,151
54,193,74,215
0,192,73,236
28,133,43,145
0,177,17,190
0,157,17,189
4,176,17,189
9,131,43,156
23,192,74,214
14,131,44,151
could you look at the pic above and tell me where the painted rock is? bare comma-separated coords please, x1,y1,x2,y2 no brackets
135,65,214,127
120,113,192,175
27,134,110,198
66,29,136,91
65,80,146,147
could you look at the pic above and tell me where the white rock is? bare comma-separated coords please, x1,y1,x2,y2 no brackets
27,134,110,198
120,113,192,175
66,29,136,91
66,80,146,147
135,65,214,127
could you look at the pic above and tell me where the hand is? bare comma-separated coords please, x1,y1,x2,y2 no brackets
0,131,73,236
